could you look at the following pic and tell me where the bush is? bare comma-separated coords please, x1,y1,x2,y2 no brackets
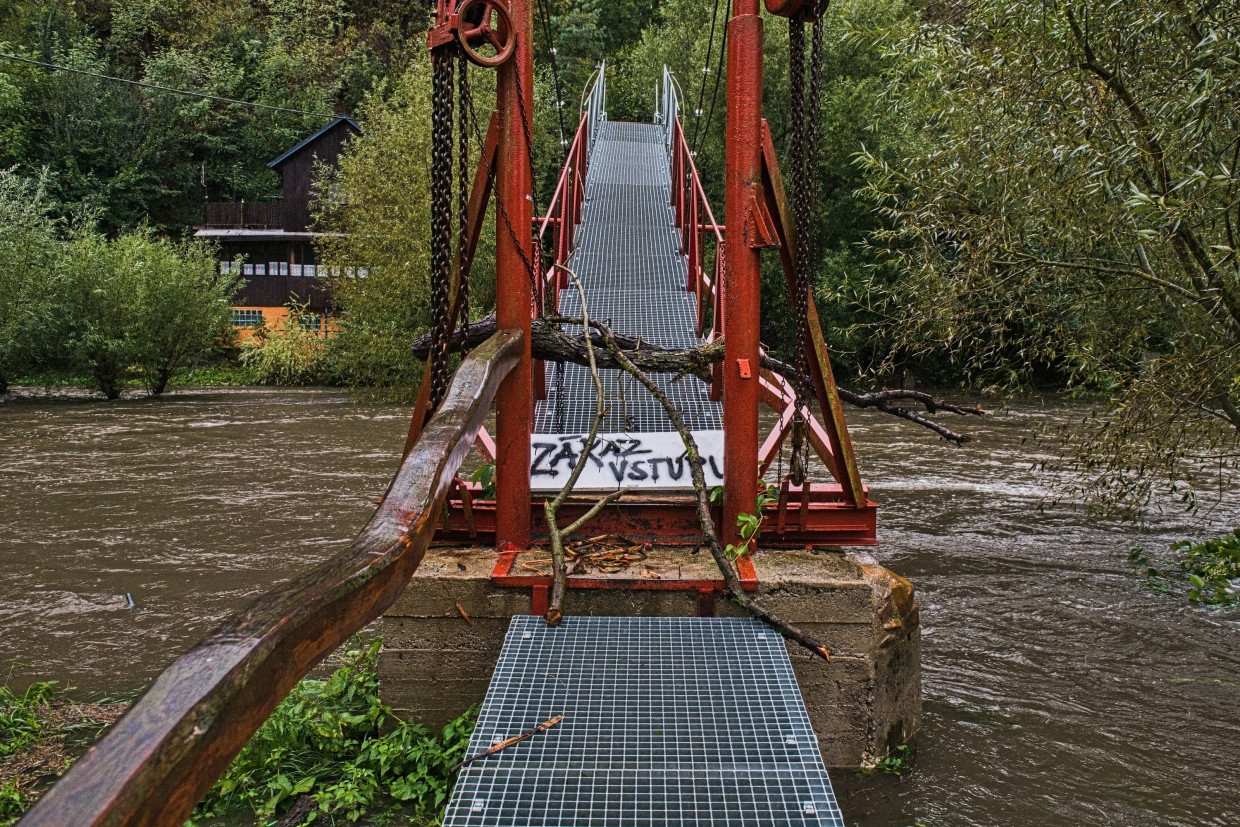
193,640,474,825
240,306,328,385
1131,529,1240,607
61,230,238,398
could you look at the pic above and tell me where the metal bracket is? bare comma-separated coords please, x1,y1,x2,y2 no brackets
744,187,780,249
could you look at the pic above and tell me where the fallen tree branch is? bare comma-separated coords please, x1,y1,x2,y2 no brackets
595,319,832,662
412,313,983,443
450,715,564,773
543,268,628,626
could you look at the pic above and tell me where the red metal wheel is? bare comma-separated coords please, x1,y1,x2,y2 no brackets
455,0,515,68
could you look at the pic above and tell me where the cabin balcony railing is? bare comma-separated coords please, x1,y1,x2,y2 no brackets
202,200,285,230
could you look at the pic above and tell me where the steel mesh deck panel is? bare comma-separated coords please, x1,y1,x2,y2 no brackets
536,121,722,434
442,616,844,827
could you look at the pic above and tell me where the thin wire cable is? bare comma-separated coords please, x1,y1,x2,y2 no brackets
694,0,731,157
0,52,335,119
689,0,723,150
535,0,569,163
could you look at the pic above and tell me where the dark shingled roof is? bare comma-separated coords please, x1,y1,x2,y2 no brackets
267,115,362,170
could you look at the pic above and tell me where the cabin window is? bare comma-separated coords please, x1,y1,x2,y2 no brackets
232,309,264,328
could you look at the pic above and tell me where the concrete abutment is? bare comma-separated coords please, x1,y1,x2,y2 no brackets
379,546,920,768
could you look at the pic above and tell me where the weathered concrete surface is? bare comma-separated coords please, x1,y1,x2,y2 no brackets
380,545,920,768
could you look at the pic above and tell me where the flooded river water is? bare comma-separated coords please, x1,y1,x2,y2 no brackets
2,388,1238,825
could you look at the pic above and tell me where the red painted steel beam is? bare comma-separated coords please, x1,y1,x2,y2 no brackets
494,0,535,551
722,0,764,549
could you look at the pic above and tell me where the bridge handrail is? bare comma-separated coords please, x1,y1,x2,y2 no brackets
662,66,725,344
19,330,525,827
537,61,605,310
581,60,606,155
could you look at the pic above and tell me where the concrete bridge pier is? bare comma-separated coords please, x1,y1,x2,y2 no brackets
379,546,920,768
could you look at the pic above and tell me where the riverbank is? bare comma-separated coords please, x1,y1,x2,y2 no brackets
0,642,470,826
3,365,263,399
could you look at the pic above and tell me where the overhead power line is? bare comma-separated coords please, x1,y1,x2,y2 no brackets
0,52,336,119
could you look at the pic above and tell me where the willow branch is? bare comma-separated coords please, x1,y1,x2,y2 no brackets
543,267,627,626
412,314,983,441
596,319,831,661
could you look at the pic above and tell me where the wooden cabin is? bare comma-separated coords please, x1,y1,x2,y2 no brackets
194,115,363,336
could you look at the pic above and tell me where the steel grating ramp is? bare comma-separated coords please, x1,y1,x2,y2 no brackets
442,616,845,826
536,121,722,436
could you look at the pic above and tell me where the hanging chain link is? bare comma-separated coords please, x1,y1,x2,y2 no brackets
457,50,472,350
512,65,546,317
787,7,827,487
428,49,456,412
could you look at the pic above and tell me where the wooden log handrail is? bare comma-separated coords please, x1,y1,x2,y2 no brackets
20,330,525,827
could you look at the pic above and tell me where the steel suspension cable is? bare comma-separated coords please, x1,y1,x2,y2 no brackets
787,16,815,485
457,51,473,348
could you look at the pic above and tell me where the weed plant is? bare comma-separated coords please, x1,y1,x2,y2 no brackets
0,681,55,759
1131,529,1240,607
192,639,474,825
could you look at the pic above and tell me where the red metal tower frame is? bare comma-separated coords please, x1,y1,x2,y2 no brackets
424,0,876,559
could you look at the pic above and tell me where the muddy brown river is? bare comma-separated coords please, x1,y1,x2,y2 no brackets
2,388,1237,825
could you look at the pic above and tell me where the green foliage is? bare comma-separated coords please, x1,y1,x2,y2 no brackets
318,51,498,401
0,681,55,759
0,779,24,822
872,743,913,776
723,483,779,561
121,234,239,395
0,169,64,393
0,0,408,235
58,230,238,398
858,0,1240,512
194,639,475,825
1132,530,1240,607
471,463,497,500
240,304,327,386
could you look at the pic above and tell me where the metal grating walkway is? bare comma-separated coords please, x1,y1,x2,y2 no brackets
442,616,844,827
536,121,723,434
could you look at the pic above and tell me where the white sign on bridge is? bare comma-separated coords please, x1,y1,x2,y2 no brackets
530,430,725,492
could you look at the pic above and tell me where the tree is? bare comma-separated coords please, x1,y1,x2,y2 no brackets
318,51,498,400
63,233,141,399
858,0,1240,512
62,231,237,398
126,235,239,395
0,168,63,394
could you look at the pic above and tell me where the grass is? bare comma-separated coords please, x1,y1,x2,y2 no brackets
1131,528,1240,608
0,682,126,824
2,641,474,826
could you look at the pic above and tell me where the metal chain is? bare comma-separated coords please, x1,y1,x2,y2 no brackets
457,51,472,351
511,64,545,316
429,50,455,412
787,18,813,486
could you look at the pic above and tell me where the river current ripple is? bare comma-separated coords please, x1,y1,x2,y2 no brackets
1,388,1237,826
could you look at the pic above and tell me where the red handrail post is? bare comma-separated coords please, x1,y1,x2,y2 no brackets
494,0,534,551
723,0,764,552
